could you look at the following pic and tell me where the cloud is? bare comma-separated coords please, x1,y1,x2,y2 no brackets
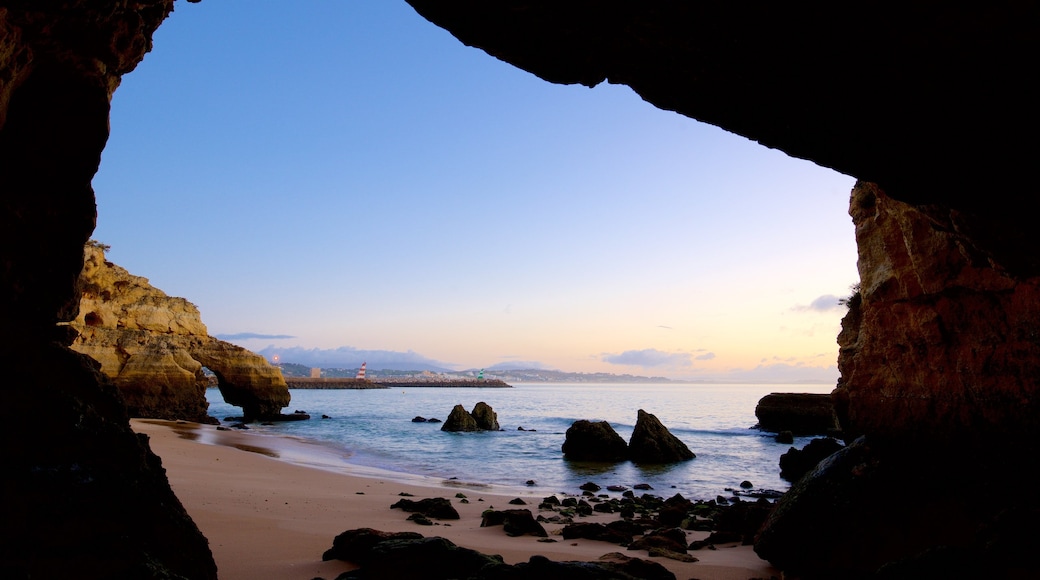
215,332,296,340
602,349,692,368
792,294,845,313
657,325,673,330
695,352,716,361
258,345,454,371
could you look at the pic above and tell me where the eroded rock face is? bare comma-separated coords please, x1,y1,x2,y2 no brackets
70,245,291,422
835,183,1040,446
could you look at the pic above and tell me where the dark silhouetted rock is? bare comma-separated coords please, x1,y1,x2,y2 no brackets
440,404,479,432
561,522,632,545
628,409,695,463
755,393,839,436
323,528,424,562
390,497,460,520
779,437,845,482
334,535,503,579
775,430,794,444
562,420,628,461
629,528,689,554
658,493,694,528
327,530,676,579
471,401,500,430
411,416,427,422
480,509,547,537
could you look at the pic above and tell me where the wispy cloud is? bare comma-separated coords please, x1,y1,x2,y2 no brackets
215,332,296,340
792,294,845,313
695,352,716,361
602,348,692,368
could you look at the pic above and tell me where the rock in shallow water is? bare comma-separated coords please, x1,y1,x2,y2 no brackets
562,420,628,461
628,409,695,463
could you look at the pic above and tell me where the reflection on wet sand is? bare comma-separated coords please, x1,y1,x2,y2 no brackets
231,444,279,458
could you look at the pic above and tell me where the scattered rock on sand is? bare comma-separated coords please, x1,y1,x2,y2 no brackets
323,530,676,579
390,497,460,520
480,508,548,537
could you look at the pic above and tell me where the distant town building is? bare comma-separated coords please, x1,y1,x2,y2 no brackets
310,367,321,378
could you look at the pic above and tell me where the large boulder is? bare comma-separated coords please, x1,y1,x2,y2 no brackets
755,436,1039,578
754,393,839,436
561,420,628,461
471,401,500,430
440,404,480,432
628,409,695,463
69,244,290,422
325,529,675,580
778,437,845,483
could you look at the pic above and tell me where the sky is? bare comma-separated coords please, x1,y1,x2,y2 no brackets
92,0,859,382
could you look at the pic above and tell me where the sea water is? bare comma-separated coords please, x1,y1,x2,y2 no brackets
205,383,834,501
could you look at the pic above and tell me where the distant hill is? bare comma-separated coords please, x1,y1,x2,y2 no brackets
274,362,672,383
470,368,673,384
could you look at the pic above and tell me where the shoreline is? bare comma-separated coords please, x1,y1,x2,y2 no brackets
133,419,780,580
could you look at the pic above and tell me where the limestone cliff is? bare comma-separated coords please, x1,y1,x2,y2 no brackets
70,243,291,422
835,183,1040,445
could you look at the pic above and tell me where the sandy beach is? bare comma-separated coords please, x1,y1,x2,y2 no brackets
132,419,780,580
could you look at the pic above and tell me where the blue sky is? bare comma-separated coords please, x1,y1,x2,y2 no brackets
92,0,858,381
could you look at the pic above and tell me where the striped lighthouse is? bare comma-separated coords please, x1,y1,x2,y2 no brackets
355,362,367,380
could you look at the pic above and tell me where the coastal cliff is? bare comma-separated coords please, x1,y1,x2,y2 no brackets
70,244,290,423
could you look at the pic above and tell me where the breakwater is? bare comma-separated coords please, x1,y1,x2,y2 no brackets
284,378,386,389
284,378,512,389
373,379,512,388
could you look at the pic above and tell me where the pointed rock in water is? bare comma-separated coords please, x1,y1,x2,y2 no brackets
440,404,480,432
628,409,695,463
471,401,500,430
561,420,629,461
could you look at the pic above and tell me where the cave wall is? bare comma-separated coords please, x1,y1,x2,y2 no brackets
0,2,217,578
402,0,1040,449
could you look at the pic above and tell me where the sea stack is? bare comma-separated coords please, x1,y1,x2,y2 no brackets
471,401,500,431
561,420,628,461
628,409,695,463
440,404,480,432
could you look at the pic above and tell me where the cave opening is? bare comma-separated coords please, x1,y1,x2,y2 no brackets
91,0,858,384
